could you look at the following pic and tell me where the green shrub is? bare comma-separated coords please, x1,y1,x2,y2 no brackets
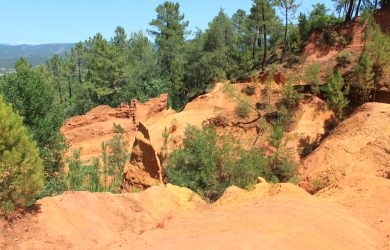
0,96,44,212
323,29,337,46
164,125,286,201
227,148,275,188
304,63,321,95
235,102,251,118
164,125,230,201
336,51,353,68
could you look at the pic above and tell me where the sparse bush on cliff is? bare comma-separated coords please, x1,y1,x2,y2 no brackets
0,96,44,213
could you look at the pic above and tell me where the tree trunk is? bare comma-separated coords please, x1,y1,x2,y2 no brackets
77,51,82,84
68,78,72,101
282,7,288,60
252,25,259,60
374,0,378,9
58,83,63,103
261,3,267,72
345,0,355,21
355,0,362,17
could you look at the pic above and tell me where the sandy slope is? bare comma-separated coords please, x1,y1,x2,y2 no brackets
299,102,390,248
0,183,380,250
300,102,390,192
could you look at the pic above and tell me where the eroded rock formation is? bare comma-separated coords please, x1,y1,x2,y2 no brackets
121,122,163,192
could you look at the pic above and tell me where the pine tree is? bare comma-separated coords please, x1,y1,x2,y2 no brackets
353,53,374,104
0,95,44,212
250,0,277,70
268,119,296,182
322,69,350,120
149,1,188,85
86,33,128,104
279,0,300,59
47,55,66,103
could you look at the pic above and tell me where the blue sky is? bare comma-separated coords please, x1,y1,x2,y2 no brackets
0,0,335,45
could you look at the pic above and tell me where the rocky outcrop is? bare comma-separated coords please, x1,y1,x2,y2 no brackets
121,122,163,192
61,94,170,161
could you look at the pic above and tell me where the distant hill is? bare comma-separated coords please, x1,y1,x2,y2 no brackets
0,43,74,69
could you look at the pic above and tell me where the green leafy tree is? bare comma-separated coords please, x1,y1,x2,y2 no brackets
298,13,309,44
281,79,303,110
70,42,87,85
0,95,44,212
1,59,67,196
364,14,390,101
47,55,66,103
231,9,254,79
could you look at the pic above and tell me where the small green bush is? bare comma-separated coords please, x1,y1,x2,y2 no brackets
0,96,44,212
227,148,274,188
304,63,321,95
235,102,251,118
